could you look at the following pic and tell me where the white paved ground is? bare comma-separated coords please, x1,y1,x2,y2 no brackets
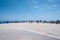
0,23,60,40
0,29,60,40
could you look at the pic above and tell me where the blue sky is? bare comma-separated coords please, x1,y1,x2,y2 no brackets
0,0,60,21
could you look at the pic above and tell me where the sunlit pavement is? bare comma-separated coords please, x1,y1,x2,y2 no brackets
0,29,60,40
0,23,60,40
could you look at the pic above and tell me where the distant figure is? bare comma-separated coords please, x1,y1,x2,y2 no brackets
7,21,9,23
56,20,60,24
29,20,30,24
29,20,33,24
36,20,39,23
49,20,55,24
39,20,41,23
